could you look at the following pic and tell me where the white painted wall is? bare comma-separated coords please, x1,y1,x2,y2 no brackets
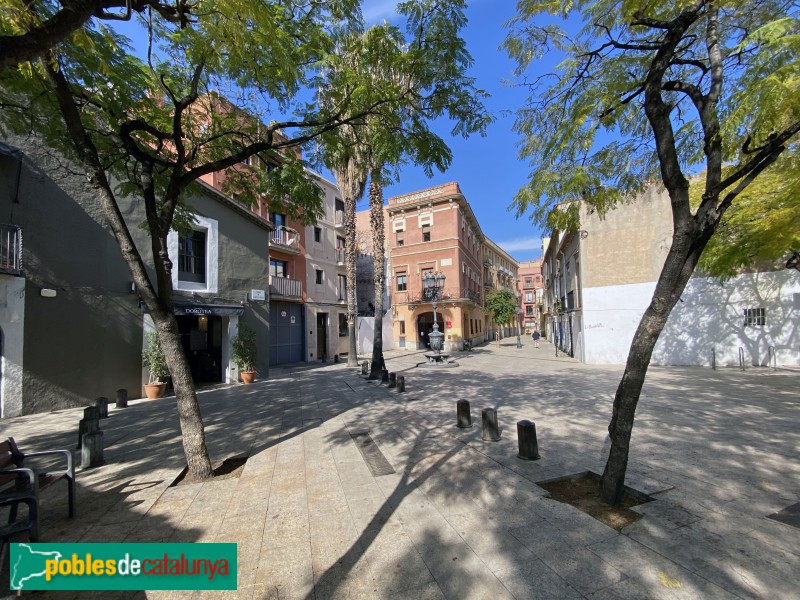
0,277,25,417
357,311,395,354
581,270,800,367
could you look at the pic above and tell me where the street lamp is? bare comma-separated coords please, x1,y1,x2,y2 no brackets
422,271,446,356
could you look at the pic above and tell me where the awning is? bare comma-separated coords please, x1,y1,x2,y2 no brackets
173,301,244,317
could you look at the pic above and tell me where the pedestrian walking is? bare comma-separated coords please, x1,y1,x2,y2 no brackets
532,329,541,348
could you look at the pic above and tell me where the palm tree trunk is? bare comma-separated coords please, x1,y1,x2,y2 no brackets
368,171,386,379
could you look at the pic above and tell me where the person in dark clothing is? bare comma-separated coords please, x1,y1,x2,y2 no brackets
532,329,541,348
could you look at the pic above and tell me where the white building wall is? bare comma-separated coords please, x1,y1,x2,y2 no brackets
357,311,396,354
582,271,800,367
0,277,25,417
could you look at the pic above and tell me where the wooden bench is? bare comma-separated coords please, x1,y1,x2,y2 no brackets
0,437,75,543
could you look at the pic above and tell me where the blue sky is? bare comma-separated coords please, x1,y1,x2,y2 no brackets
358,0,543,261
112,1,544,262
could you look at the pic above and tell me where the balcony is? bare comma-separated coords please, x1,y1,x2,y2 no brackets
0,224,22,275
270,226,300,254
404,287,481,306
336,248,345,264
269,275,302,299
522,280,536,289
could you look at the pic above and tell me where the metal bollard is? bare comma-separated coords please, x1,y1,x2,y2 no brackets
361,361,369,375
388,373,397,388
116,388,128,408
381,368,389,383
456,399,472,428
396,376,405,393
95,397,109,419
77,417,99,449
482,408,501,441
81,430,104,468
516,420,540,460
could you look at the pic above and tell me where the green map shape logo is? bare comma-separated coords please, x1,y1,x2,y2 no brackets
11,543,63,590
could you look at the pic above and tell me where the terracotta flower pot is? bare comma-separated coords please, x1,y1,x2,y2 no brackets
240,371,256,384
143,382,166,399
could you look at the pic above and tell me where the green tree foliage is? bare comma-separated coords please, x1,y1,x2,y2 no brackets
485,289,518,328
0,0,430,480
317,2,491,370
0,0,191,71
505,0,800,504
698,151,800,279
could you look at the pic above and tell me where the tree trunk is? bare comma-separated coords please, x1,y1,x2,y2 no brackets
599,226,710,504
368,172,386,379
154,312,214,480
44,61,214,481
345,191,359,367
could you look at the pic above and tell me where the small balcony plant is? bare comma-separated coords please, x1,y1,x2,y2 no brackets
231,322,258,384
142,331,169,399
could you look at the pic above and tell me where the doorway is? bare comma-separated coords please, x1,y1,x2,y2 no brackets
317,313,328,361
417,312,444,349
176,315,223,383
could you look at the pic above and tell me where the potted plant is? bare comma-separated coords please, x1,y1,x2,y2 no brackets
142,331,169,399
231,322,258,384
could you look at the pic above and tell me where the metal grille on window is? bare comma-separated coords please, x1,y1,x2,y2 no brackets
744,307,765,326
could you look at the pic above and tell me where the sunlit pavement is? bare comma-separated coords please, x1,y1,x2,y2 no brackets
2,337,799,599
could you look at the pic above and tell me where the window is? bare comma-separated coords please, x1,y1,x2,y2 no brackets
744,308,765,326
270,212,286,228
422,225,431,242
338,274,347,301
334,199,345,225
526,306,534,316
270,259,288,278
315,269,323,285
396,273,407,292
339,313,348,337
399,321,406,334
396,231,404,247
314,227,322,243
178,230,206,283
525,277,532,286
525,292,533,302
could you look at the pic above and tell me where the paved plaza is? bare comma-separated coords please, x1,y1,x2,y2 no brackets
1,337,799,599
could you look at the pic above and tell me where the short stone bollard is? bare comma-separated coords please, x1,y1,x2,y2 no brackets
95,397,109,419
334,354,341,364
81,430,104,468
396,376,405,393
381,368,389,384
77,406,101,449
456,399,472,428
116,388,128,408
388,373,397,388
361,361,369,375
516,420,540,460
482,408,501,442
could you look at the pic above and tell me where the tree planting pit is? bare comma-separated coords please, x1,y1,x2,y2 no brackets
170,455,248,487
537,471,652,532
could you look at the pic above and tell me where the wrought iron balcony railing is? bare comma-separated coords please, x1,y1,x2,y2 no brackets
401,287,481,305
0,224,22,275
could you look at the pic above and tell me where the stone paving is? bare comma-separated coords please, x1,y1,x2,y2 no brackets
1,336,799,599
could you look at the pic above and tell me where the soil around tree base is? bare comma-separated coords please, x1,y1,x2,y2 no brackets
170,455,248,487
537,471,652,532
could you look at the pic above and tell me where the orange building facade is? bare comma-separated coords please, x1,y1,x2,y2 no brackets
387,183,486,351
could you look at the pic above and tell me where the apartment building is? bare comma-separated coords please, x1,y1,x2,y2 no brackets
482,237,520,340
387,183,486,351
518,259,543,332
542,185,800,366
303,172,349,362
0,139,271,416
